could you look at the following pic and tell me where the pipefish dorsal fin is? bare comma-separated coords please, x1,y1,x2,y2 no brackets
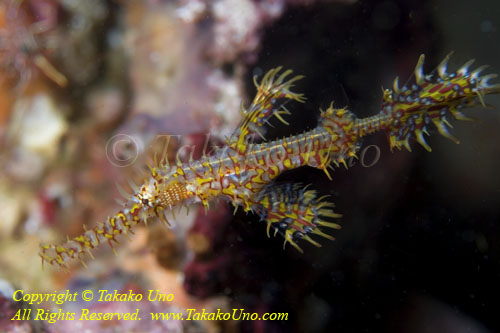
228,67,306,154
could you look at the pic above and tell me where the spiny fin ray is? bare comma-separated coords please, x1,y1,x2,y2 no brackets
253,182,341,252
229,67,306,153
376,53,500,152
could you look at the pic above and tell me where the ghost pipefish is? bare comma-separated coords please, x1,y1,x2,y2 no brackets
40,54,500,269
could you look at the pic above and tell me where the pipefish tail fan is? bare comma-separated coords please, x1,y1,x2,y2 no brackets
353,53,500,151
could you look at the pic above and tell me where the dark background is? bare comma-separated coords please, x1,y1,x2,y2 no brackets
223,0,500,332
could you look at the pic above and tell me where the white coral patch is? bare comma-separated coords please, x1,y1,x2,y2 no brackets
14,94,68,157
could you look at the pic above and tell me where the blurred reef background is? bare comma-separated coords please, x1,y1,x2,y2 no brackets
0,0,499,332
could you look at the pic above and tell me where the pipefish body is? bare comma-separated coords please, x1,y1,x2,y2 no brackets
40,54,500,269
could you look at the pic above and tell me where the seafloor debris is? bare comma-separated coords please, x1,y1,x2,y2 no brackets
0,279,40,333
0,0,67,89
